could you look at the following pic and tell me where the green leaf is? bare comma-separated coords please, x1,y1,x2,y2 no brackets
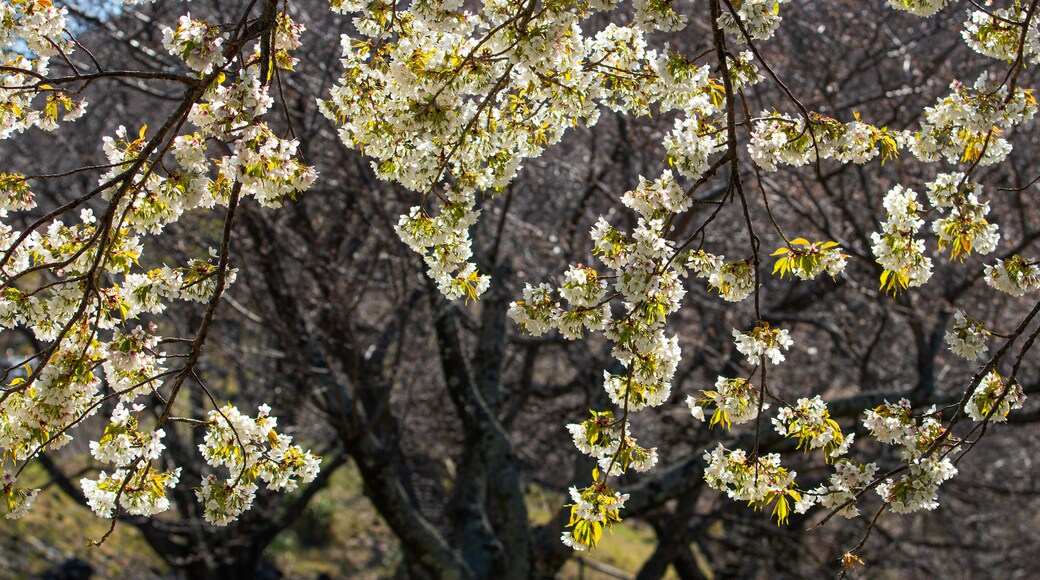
771,494,790,525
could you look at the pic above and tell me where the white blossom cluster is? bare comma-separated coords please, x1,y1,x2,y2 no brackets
703,256,756,302
561,484,630,551
664,116,727,180
508,278,611,341
196,404,321,525
984,255,1040,296
0,0,86,140
651,49,715,112
0,328,104,464
555,265,613,338
186,72,273,140
966,371,1027,423
924,171,1000,265
925,172,966,209
599,361,672,411
963,4,1040,63
1,0,68,57
187,65,316,209
631,0,687,32
220,123,316,208
654,50,731,179
508,283,563,337
568,411,626,458
80,405,181,518
876,454,957,514
863,400,959,513
703,445,801,522
162,14,227,75
510,201,704,548
862,398,917,446
1,470,39,520
621,171,692,219
792,249,846,280
560,265,609,309
513,212,690,421
323,0,744,302
871,185,933,291
944,310,989,360
797,460,879,519
687,376,765,429
566,410,658,476
81,467,181,518
772,396,852,460
196,475,258,526
270,13,305,70
396,205,489,300
927,170,1040,295
597,442,658,477
851,371,1026,516
0,8,321,523
749,112,905,172
101,326,168,397
727,51,763,91
733,324,794,366
931,194,999,260
718,0,790,41
88,404,166,467
887,0,951,18
910,74,1037,166
687,250,766,302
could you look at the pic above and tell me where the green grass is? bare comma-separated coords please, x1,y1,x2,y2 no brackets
266,463,399,578
527,484,679,579
0,462,168,579
6,459,681,578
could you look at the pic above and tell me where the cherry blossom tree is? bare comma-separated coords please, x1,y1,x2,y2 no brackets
4,0,1040,577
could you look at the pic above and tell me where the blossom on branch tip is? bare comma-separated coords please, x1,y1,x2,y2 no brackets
944,311,989,360
733,324,793,366
966,372,1026,423
688,376,765,430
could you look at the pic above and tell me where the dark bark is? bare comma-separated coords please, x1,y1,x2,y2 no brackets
433,295,531,579
636,499,700,580
348,431,475,580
